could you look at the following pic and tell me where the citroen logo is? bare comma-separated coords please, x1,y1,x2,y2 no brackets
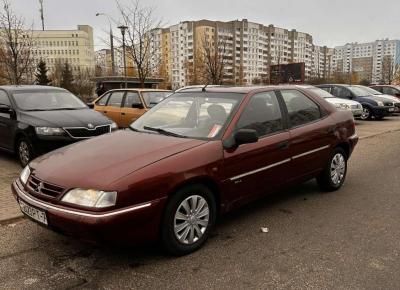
87,123,95,129
36,182,43,193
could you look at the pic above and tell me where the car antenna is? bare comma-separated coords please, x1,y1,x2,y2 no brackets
202,84,209,92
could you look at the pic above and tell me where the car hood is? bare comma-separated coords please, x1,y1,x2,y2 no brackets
19,108,112,127
30,130,208,189
325,98,361,106
374,94,400,104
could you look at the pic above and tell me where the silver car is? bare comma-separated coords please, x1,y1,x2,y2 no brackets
296,85,363,118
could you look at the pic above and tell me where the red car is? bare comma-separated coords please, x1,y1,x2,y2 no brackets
12,86,358,255
370,85,400,99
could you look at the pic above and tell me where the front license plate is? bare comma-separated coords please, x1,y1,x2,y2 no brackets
389,108,395,112
19,199,48,225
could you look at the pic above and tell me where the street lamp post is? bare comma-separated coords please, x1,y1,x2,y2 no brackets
118,25,128,88
96,13,115,75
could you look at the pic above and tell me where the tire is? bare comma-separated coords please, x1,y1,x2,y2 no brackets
161,184,217,256
16,137,34,167
316,147,347,192
360,107,372,120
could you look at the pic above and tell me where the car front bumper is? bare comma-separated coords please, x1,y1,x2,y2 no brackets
371,106,390,118
11,179,166,245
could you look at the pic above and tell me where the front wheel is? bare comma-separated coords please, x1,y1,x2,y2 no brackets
317,147,347,192
16,137,34,167
360,107,372,120
161,184,217,256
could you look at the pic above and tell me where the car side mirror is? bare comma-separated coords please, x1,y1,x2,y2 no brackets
132,103,144,109
234,129,259,145
0,104,12,114
87,102,94,109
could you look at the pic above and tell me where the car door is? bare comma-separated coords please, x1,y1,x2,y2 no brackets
94,92,111,117
0,90,15,149
120,91,146,127
278,89,335,182
222,91,291,208
103,91,125,126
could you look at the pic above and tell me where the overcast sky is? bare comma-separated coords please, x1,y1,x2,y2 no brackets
10,0,400,49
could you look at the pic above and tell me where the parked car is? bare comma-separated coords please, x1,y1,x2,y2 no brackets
354,85,400,112
93,89,172,128
295,85,363,118
370,85,400,99
0,85,117,166
317,84,396,120
12,86,358,255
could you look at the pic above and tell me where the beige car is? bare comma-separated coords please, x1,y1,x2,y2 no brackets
93,89,172,128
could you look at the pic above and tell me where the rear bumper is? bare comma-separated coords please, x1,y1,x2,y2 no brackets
11,179,166,245
348,133,359,157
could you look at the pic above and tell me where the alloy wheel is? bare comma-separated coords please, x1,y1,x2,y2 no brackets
174,195,209,245
18,141,30,166
330,153,346,185
361,108,370,120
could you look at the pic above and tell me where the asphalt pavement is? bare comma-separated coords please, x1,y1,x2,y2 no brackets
0,118,400,289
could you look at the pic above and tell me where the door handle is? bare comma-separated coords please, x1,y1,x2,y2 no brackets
121,112,126,116
327,127,336,134
103,111,107,114
277,141,289,150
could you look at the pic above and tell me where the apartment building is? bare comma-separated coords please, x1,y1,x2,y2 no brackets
151,19,315,89
334,39,400,83
31,25,95,74
311,45,335,79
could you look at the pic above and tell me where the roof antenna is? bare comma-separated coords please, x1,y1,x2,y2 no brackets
202,84,208,92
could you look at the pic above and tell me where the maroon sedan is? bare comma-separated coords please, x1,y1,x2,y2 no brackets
12,86,358,255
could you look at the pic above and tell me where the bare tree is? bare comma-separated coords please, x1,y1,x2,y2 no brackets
116,0,161,88
382,55,400,85
198,35,229,85
0,0,35,85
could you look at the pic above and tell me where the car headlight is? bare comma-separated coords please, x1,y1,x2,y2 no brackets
110,122,118,131
336,103,350,110
377,101,384,107
61,189,117,208
20,166,31,185
35,127,65,135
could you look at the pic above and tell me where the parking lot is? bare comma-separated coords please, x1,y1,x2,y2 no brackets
0,117,400,289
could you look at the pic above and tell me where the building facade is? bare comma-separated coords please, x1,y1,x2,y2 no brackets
150,19,315,89
311,45,335,79
333,39,400,84
31,25,95,75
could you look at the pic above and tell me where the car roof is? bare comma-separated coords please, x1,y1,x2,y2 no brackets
0,85,67,92
317,84,351,87
107,88,172,92
174,85,299,94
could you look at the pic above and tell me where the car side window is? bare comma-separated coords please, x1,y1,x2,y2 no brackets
0,90,11,106
383,87,396,95
280,90,321,128
319,87,331,93
107,91,125,108
236,91,284,137
374,87,383,93
124,92,143,108
97,93,110,106
332,87,350,99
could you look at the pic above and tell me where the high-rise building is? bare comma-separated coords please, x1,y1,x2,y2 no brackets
311,45,335,79
333,39,400,83
150,19,315,89
31,25,95,74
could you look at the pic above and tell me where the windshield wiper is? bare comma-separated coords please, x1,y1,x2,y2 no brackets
47,107,82,111
143,126,186,138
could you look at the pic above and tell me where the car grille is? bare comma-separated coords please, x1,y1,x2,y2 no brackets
351,104,362,109
64,125,111,139
27,175,65,198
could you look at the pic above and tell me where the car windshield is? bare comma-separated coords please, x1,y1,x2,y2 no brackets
308,87,335,99
355,86,382,95
12,90,87,111
130,92,244,140
141,91,172,108
348,87,374,97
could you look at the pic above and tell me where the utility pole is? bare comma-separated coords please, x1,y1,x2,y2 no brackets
96,13,116,75
39,0,44,31
118,25,128,88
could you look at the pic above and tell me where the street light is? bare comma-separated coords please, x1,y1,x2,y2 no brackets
96,12,115,75
118,25,128,88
